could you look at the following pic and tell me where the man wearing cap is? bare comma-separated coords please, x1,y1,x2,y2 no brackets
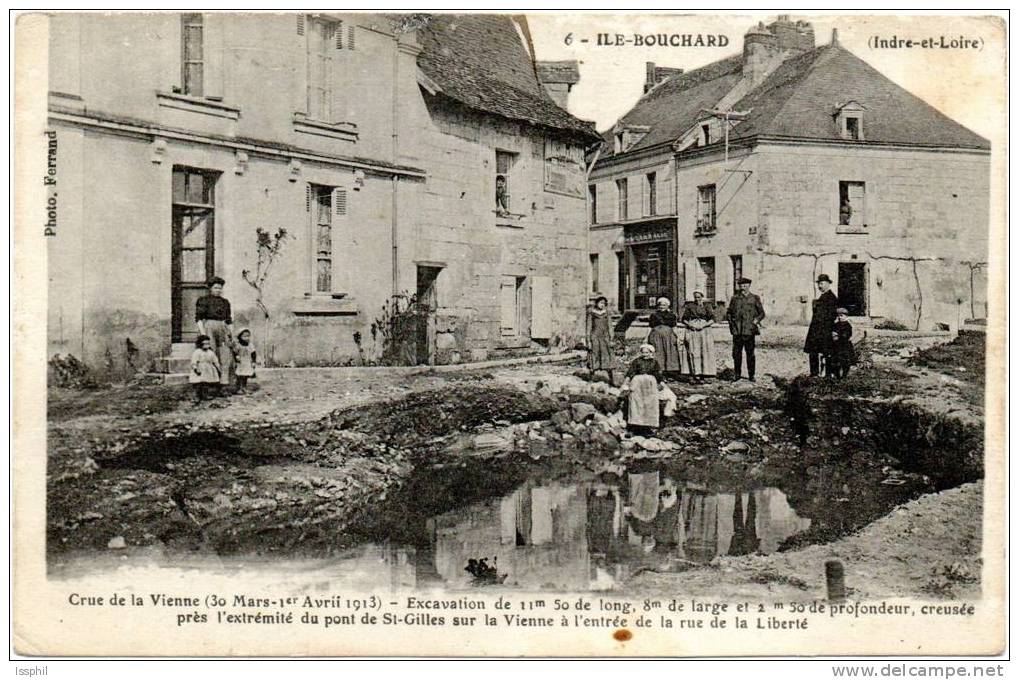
725,277,766,382
804,274,839,377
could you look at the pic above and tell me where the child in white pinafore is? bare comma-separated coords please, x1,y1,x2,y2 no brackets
189,334,221,400
233,328,257,393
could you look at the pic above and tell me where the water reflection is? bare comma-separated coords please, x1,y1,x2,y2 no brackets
348,473,810,592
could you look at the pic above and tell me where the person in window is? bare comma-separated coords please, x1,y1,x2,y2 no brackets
586,296,615,384
647,297,683,377
195,276,235,392
839,198,853,226
804,274,839,377
495,175,510,215
681,291,717,382
725,277,766,382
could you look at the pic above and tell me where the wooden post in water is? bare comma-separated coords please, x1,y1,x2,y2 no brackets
826,560,846,602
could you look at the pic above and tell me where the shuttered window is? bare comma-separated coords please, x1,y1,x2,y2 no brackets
307,18,335,122
307,184,347,293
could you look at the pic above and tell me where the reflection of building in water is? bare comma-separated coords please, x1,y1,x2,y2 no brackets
430,482,592,590
420,478,811,589
679,487,811,562
327,543,419,590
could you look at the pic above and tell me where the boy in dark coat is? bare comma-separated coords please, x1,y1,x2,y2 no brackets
829,308,854,378
804,274,838,377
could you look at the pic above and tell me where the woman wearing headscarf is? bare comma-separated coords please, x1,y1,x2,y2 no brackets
647,297,683,376
586,295,615,383
682,291,717,381
622,344,663,434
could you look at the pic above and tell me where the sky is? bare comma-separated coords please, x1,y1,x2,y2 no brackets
526,13,1004,145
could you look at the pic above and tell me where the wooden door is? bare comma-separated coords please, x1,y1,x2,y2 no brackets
171,168,216,343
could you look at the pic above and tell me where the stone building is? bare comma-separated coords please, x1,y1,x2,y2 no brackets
46,13,597,376
589,17,990,330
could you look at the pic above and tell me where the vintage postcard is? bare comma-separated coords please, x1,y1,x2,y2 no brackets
12,11,1006,657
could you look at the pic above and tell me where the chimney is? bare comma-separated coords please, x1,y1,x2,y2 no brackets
742,17,815,87
536,60,581,110
644,62,684,93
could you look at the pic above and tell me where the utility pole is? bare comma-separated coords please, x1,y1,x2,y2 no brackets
700,107,751,164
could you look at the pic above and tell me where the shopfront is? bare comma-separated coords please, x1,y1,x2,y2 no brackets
621,219,678,312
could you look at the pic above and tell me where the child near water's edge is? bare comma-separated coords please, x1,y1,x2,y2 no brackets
189,334,221,400
233,328,257,392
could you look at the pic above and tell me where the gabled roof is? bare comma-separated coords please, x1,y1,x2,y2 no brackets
599,55,743,159
728,44,989,149
416,15,599,143
599,41,988,163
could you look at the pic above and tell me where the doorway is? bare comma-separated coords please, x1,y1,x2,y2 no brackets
415,264,443,365
838,262,868,316
631,242,671,309
171,167,218,343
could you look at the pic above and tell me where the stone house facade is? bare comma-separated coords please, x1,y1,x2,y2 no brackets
589,17,990,330
46,13,597,376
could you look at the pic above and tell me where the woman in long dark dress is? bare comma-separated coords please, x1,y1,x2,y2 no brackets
647,297,683,376
682,291,717,381
586,296,614,383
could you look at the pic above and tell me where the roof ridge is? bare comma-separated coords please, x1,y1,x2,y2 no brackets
743,43,838,136
620,52,742,119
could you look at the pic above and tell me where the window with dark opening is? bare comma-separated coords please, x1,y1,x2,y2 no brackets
701,123,710,146
590,254,599,293
838,181,866,227
588,184,598,224
645,172,657,216
697,184,716,233
496,150,517,215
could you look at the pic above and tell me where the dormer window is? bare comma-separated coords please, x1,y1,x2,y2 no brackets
612,125,650,154
615,132,625,154
845,115,861,140
835,101,866,141
701,123,711,146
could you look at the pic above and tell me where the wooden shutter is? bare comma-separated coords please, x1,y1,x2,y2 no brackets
335,20,344,49
683,260,698,302
500,278,517,336
530,276,553,339
203,13,224,100
293,15,308,115
347,24,356,50
164,14,183,93
331,187,348,293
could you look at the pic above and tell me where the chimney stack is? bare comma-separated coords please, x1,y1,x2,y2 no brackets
644,62,684,93
742,16,815,87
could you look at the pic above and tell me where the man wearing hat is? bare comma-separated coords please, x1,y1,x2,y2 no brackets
804,273,839,377
725,277,766,382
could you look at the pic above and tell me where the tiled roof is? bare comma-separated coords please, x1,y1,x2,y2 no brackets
599,55,743,159
416,15,599,142
728,44,990,149
599,41,988,163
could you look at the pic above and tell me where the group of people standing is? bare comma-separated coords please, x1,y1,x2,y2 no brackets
588,273,857,434
803,274,854,379
189,277,258,400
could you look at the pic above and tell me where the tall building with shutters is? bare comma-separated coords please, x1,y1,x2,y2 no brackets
46,13,597,376
589,17,990,331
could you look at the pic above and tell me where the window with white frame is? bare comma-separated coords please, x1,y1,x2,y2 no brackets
696,184,716,233
306,17,338,121
181,14,204,96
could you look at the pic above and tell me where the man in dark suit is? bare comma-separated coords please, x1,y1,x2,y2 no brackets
725,277,766,382
804,273,839,377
